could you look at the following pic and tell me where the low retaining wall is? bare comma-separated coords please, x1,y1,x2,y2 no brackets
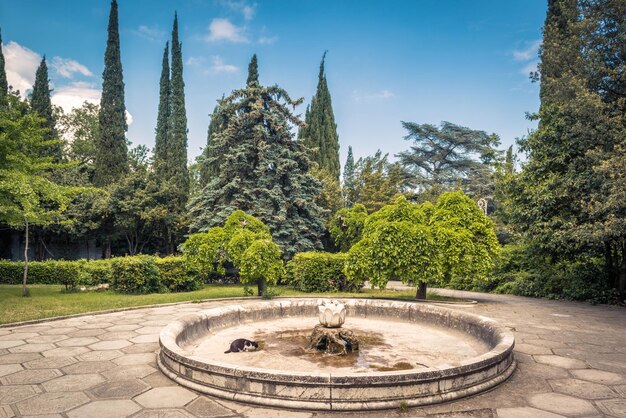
158,299,515,411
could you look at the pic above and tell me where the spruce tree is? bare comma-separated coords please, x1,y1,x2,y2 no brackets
94,0,128,186
342,145,357,206
31,57,61,161
247,54,259,86
188,55,325,258
153,42,170,178
0,28,8,108
299,52,340,180
167,13,189,203
199,103,225,186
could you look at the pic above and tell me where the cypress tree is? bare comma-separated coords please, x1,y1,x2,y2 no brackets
299,52,340,180
188,55,325,258
31,57,61,161
167,12,189,203
342,145,357,206
247,54,259,86
0,28,8,108
94,0,128,186
153,42,170,178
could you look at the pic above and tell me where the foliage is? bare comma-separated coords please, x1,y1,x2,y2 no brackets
328,204,368,252
57,102,100,185
0,28,7,108
188,56,325,259
0,259,111,290
287,252,359,292
30,57,61,161
310,166,342,222
398,121,501,199
110,255,162,294
298,52,341,180
238,239,284,288
153,41,170,181
156,256,202,292
94,0,128,186
342,146,357,206
180,227,229,277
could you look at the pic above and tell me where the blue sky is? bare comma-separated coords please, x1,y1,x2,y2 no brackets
1,1,546,166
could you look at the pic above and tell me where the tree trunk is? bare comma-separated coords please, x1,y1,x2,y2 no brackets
415,280,427,300
618,241,626,302
103,237,111,259
257,277,267,297
22,221,29,297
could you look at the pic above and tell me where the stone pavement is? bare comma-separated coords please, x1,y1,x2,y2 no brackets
0,290,625,417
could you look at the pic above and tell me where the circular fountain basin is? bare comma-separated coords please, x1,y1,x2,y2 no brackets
158,299,515,411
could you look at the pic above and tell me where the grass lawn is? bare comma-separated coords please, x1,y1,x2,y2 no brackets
0,284,456,325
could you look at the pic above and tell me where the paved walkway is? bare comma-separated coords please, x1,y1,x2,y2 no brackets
0,290,625,417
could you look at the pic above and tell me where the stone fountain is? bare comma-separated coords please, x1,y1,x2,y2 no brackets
308,300,359,355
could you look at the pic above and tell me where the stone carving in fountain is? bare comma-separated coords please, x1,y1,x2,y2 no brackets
309,300,359,355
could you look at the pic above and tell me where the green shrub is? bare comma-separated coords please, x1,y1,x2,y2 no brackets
156,256,202,292
110,255,162,294
0,260,82,290
78,259,112,287
287,252,360,292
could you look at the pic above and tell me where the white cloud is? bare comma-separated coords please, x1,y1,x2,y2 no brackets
520,61,539,76
51,57,92,79
258,36,278,45
219,0,256,21
51,81,133,126
134,25,165,42
210,56,239,73
352,89,396,103
205,18,248,43
186,56,205,66
2,41,40,97
513,40,541,61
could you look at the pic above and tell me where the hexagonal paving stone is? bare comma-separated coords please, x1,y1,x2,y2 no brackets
3,368,62,384
595,398,626,417
0,341,25,349
102,364,157,380
8,343,56,353
135,387,198,408
570,368,624,384
496,407,565,418
0,405,14,418
42,346,89,358
0,385,40,405
185,397,237,417
76,322,114,330
0,353,41,364
62,360,116,374
23,356,77,369
77,350,124,362
42,373,104,392
615,384,626,397
56,337,100,347
40,327,79,335
25,335,69,344
533,355,587,369
133,409,196,418
89,340,132,350
0,364,23,377
122,342,159,354
66,399,142,418
112,353,155,366
548,378,616,399
68,328,107,338
15,392,89,415
514,344,553,356
98,331,138,341
527,393,598,416
0,333,39,341
89,379,150,399
107,324,141,332
135,327,163,335
130,334,160,343
142,371,175,388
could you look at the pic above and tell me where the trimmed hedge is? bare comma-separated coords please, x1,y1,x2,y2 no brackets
0,256,202,294
156,256,202,292
287,252,361,292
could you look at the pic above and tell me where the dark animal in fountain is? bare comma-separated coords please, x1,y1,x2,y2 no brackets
224,339,259,353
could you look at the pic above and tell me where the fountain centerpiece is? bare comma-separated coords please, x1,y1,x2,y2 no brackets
309,300,359,355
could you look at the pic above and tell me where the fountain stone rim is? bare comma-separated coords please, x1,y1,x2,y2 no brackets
158,298,515,411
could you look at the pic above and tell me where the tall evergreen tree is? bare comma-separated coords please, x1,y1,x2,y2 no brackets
94,0,128,187
188,55,325,258
199,103,225,186
342,145,357,206
30,57,61,161
299,52,340,180
0,28,7,108
153,42,170,178
167,13,189,203
247,54,259,86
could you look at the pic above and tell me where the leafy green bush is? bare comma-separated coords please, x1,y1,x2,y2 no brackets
287,252,360,292
156,256,202,292
0,260,82,290
239,239,284,296
110,255,162,294
78,259,112,287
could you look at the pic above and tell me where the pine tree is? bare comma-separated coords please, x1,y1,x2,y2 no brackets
153,42,170,178
0,28,8,108
188,55,325,258
342,146,357,206
94,0,128,186
299,52,340,180
31,57,61,161
168,12,189,203
199,103,225,186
